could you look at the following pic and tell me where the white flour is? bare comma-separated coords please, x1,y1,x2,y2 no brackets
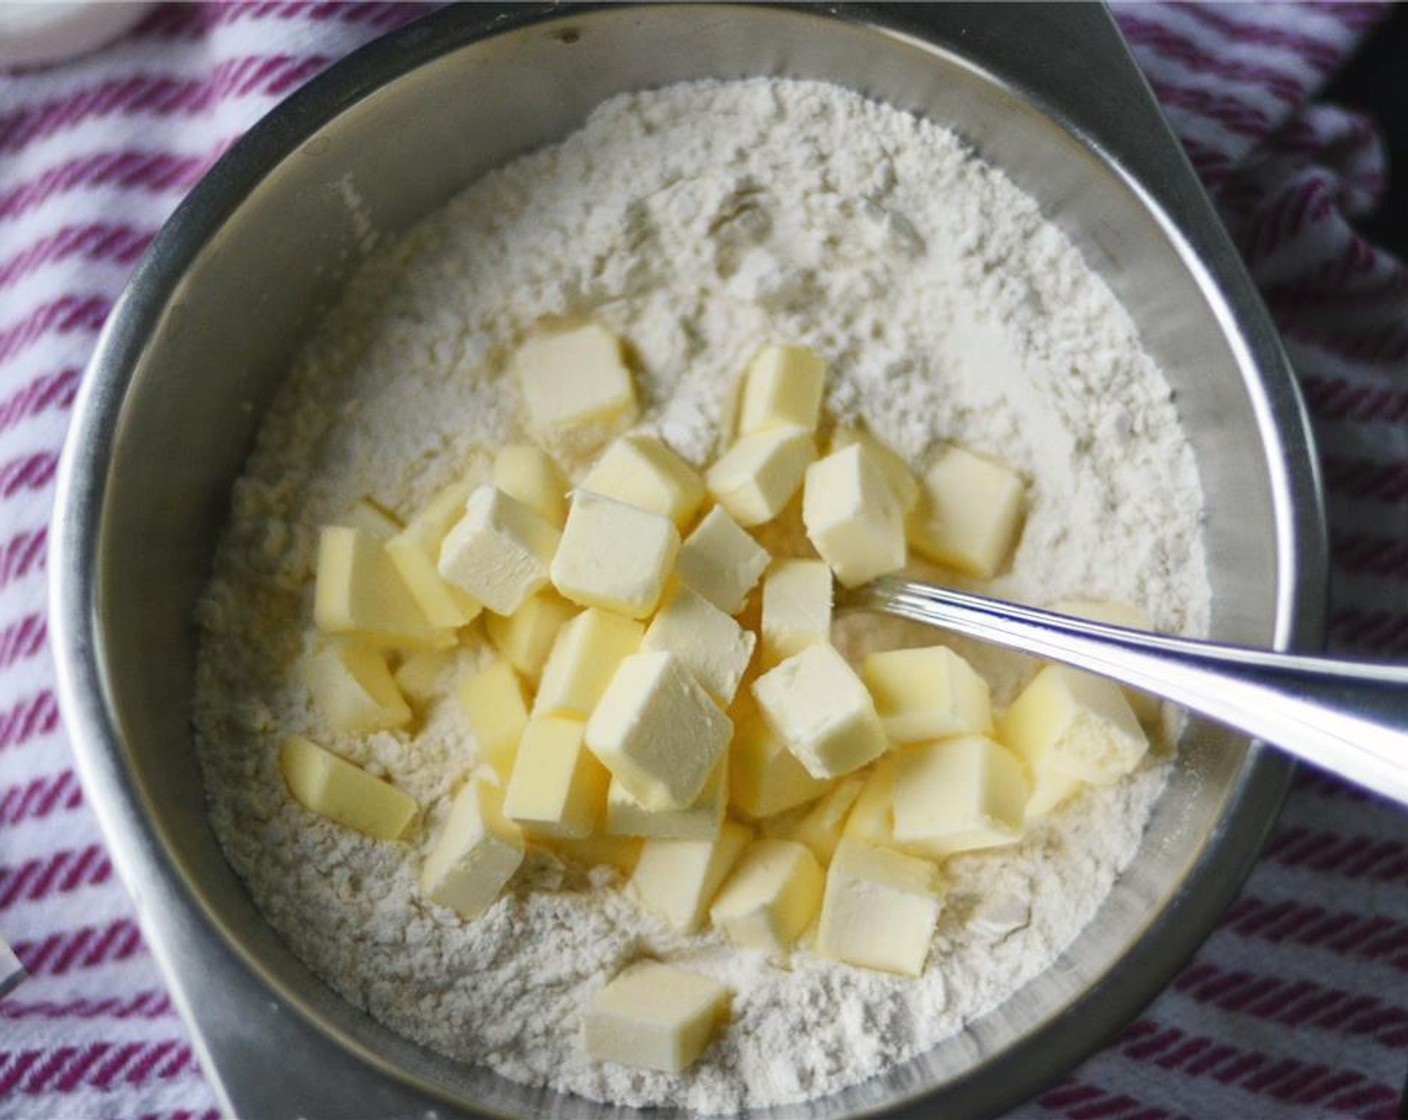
193,79,1209,1112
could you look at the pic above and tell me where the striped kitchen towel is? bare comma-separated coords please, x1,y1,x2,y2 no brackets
0,4,1405,1119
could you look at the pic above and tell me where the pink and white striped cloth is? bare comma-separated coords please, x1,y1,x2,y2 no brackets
0,4,1404,1119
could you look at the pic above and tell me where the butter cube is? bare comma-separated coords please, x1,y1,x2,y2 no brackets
816,839,942,976
728,699,831,819
784,775,865,865
759,559,832,667
641,585,755,704
314,527,450,650
829,428,920,514
279,736,416,841
493,443,569,528
607,756,726,840
891,735,1028,857
585,651,732,810
551,490,679,619
503,716,610,839
737,344,826,435
675,506,770,615
534,608,643,717
421,779,524,918
584,961,730,1073
581,434,706,528
1027,770,1084,819
387,480,483,629
393,649,456,708
457,660,529,776
302,643,412,732
438,485,560,616
334,496,402,538
709,839,823,952
512,323,638,453
1001,665,1149,784
802,444,906,588
909,446,1025,579
861,645,992,744
752,644,889,779
1051,598,1161,723
484,592,575,682
631,820,752,932
842,758,896,847
705,426,814,528
539,835,643,876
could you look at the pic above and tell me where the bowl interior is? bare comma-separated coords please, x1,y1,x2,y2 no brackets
83,6,1299,1118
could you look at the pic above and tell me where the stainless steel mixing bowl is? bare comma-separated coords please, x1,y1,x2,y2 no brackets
50,4,1327,1118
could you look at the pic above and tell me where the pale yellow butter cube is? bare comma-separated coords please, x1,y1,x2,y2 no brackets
279,736,416,841
752,644,889,779
551,490,680,619
457,660,529,776
581,434,705,528
393,648,456,708
484,592,575,682
1051,598,1161,723
861,645,993,744
1001,664,1149,784
511,323,638,453
802,444,906,588
302,643,411,732
760,559,832,667
493,443,569,528
829,428,920,514
534,607,643,718
631,820,752,932
641,585,755,704
421,779,524,918
727,699,831,819
784,774,865,866
909,445,1025,579
675,506,770,615
503,716,609,839
314,527,451,651
387,479,483,629
709,838,824,952
816,838,942,977
1026,770,1084,819
334,496,402,538
584,961,730,1074
891,735,1029,857
539,834,643,876
585,651,732,810
705,426,815,528
607,755,726,840
842,758,896,847
737,344,826,435
438,485,560,616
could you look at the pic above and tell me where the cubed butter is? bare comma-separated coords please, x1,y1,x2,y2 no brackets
607,755,726,840
438,485,560,616
534,608,643,717
584,961,730,1074
709,839,823,952
829,427,920,514
421,779,524,918
1051,598,1161,723
334,496,402,538
581,434,705,528
1026,770,1084,819
728,698,831,819
705,426,814,528
842,758,896,847
802,443,906,588
279,736,416,841
493,443,569,528
302,643,412,732
737,344,826,435
393,648,456,708
909,445,1025,579
631,820,752,933
551,490,679,619
675,506,771,615
641,585,755,704
752,644,889,779
457,660,529,776
1001,665,1149,784
759,559,832,667
861,645,992,744
816,839,942,977
585,651,732,810
386,479,483,629
784,774,865,866
511,323,638,453
314,526,450,650
484,592,575,682
503,716,609,839
891,735,1028,857
540,835,643,876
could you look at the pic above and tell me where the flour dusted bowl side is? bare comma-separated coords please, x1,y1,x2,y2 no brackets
51,5,1322,1119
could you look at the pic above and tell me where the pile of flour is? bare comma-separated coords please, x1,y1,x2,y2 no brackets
193,79,1209,1112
